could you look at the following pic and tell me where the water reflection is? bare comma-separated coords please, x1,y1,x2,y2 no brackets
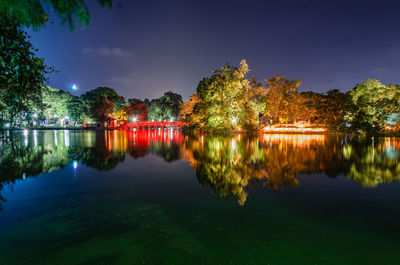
1,130,400,207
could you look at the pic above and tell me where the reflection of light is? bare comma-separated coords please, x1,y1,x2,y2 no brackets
33,130,38,147
262,134,325,146
231,139,236,150
64,130,70,147
264,126,326,133
33,113,38,118
54,130,58,146
23,129,28,146
73,161,78,170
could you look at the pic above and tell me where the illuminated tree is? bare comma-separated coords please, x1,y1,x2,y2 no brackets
113,107,128,122
81,87,124,124
245,76,267,127
93,98,114,124
42,86,74,125
387,113,400,129
0,17,53,127
347,79,400,133
67,96,92,124
264,75,302,124
127,99,148,122
147,91,182,121
180,93,205,127
191,59,262,130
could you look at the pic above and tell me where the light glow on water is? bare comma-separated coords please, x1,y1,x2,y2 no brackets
73,160,78,170
1,130,400,265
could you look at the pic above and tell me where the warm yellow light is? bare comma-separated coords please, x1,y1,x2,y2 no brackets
263,126,326,133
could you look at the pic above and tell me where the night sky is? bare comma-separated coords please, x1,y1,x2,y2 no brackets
28,0,400,101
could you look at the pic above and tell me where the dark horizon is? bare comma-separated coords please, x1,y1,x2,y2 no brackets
28,0,400,100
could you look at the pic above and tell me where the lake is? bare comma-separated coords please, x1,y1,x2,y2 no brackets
0,130,400,265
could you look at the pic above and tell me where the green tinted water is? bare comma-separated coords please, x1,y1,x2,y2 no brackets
0,130,399,265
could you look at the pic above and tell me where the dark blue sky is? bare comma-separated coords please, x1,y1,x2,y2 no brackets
28,0,400,101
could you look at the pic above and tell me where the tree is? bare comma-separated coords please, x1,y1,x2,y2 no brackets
245,76,267,127
67,96,92,125
113,107,128,122
93,97,114,124
323,89,349,129
42,86,75,125
264,75,302,124
81,87,124,124
180,93,205,127
0,0,113,29
147,91,182,121
127,99,148,122
287,92,316,123
347,79,400,133
0,17,53,128
193,59,262,130
160,91,183,120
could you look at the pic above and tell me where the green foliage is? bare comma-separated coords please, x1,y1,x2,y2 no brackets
0,0,113,29
0,16,53,127
186,59,263,131
387,113,400,127
67,96,91,124
42,85,73,123
346,79,400,133
81,87,124,124
147,91,182,121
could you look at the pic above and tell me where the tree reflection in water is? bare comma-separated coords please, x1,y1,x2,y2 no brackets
343,137,400,187
180,134,400,205
181,134,328,205
0,130,400,208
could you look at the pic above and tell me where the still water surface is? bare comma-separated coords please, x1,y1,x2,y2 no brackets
0,130,400,265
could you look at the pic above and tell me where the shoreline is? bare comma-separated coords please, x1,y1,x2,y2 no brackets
1,127,399,137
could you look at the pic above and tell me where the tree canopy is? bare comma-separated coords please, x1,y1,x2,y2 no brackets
0,17,53,127
146,91,182,121
181,59,265,131
346,79,400,133
0,0,113,29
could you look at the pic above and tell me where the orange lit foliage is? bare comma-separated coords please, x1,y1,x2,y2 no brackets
127,100,148,122
264,75,301,124
113,108,129,122
180,94,204,127
180,134,339,205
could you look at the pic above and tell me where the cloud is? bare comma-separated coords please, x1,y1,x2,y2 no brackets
82,46,132,57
